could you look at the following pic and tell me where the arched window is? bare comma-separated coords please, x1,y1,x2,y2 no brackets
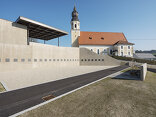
75,24,77,28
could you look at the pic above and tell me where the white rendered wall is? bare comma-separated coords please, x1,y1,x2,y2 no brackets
79,45,113,55
0,19,27,45
71,21,80,47
117,45,133,57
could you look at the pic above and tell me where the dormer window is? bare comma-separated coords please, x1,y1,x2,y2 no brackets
101,37,104,40
89,37,92,39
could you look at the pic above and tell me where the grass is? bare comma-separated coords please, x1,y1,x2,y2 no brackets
0,82,6,92
19,71,156,117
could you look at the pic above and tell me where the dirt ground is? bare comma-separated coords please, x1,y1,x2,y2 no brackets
19,71,156,117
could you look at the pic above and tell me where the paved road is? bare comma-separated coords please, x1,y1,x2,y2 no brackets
0,65,128,117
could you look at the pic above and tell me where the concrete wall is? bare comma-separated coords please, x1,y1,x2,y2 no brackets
0,42,121,72
0,19,27,45
0,42,79,72
140,63,147,81
79,48,120,66
31,43,79,67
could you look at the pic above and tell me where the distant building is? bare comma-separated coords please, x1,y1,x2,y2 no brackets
133,53,156,60
71,6,134,57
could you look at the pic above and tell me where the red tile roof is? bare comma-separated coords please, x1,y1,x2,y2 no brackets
78,31,131,45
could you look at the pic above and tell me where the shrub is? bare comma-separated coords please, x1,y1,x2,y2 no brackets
111,55,156,65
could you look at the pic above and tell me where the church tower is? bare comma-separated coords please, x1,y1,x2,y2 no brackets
71,6,80,47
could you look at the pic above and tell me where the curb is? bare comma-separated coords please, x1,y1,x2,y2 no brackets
0,81,9,92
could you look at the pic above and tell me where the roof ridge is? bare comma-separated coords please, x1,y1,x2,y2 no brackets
80,31,124,33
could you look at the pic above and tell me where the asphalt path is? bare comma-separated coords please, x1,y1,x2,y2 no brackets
0,65,128,117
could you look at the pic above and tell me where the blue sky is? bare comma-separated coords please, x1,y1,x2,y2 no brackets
0,0,156,50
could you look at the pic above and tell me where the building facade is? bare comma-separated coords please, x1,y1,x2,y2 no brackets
71,6,134,57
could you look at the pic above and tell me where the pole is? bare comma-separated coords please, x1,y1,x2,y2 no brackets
27,29,29,45
58,37,59,47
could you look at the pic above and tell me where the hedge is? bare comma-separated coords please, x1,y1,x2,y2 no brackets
111,55,156,65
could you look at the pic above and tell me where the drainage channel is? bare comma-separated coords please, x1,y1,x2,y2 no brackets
42,94,55,101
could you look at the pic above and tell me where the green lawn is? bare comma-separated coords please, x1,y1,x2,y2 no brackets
19,71,156,117
0,82,5,92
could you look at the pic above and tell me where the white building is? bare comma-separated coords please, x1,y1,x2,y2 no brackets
71,6,134,57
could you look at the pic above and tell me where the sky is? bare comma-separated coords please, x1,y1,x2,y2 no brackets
0,0,156,50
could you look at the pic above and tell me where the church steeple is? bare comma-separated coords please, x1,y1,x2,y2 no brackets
71,5,80,47
71,5,79,21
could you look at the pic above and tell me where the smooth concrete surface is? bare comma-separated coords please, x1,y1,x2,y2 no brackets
80,48,120,66
0,42,79,72
0,42,121,72
0,19,27,45
140,63,147,81
0,66,116,91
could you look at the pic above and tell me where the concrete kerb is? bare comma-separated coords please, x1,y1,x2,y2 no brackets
10,66,130,117
0,81,9,92
140,63,147,81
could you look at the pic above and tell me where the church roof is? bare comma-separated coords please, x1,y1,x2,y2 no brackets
78,31,131,45
114,40,134,45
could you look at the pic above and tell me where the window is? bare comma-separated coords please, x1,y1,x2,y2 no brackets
89,37,92,39
14,58,18,62
97,49,100,54
121,46,123,49
128,46,130,49
91,49,93,51
121,52,123,56
75,24,77,28
21,59,25,62
5,58,10,62
28,59,31,62
128,52,130,55
101,37,104,40
110,50,113,54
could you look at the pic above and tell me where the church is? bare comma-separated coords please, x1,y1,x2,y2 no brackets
71,6,134,57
